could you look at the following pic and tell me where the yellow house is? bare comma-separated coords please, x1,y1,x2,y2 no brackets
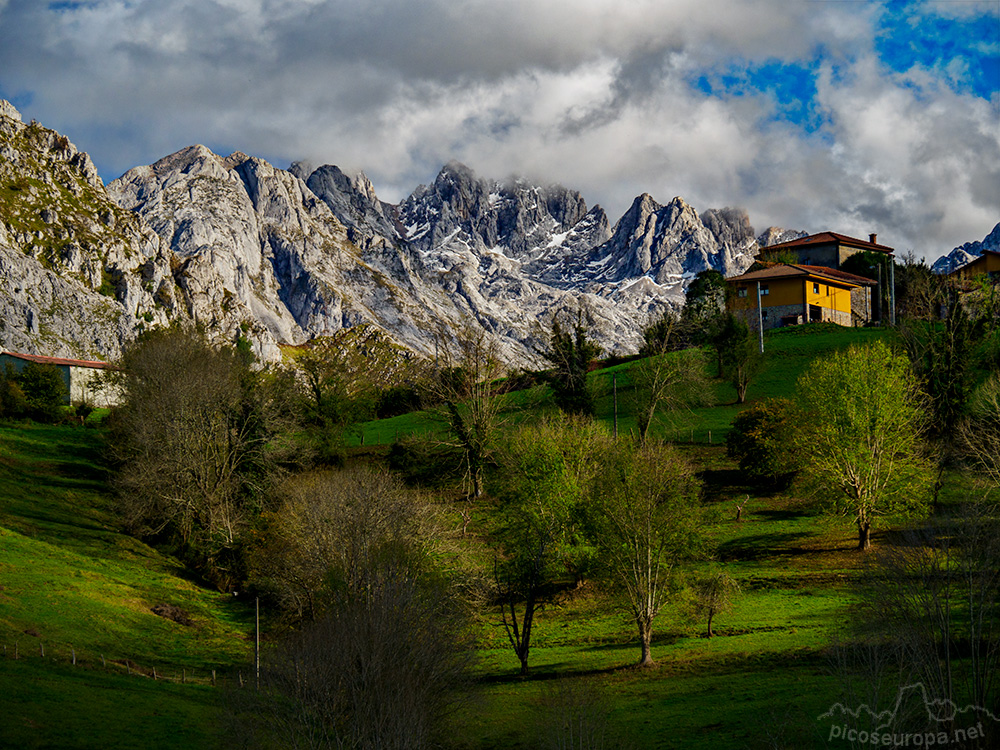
948,250,1000,284
726,264,876,331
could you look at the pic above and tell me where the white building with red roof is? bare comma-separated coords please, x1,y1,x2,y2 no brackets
0,350,119,407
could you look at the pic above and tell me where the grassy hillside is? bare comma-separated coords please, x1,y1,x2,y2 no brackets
3,323,985,749
0,423,254,749
352,322,894,447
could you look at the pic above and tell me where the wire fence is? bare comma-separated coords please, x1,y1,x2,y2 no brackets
1,638,250,689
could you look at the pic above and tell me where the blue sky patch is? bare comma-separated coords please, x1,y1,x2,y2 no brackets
875,2,1000,100
690,60,828,133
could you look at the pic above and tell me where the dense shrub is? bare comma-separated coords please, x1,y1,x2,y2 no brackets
726,398,801,485
17,362,67,423
0,366,28,419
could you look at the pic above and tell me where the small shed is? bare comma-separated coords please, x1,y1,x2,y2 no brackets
0,350,119,407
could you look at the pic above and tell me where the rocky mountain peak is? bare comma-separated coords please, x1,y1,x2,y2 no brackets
0,99,22,123
0,99,172,360
756,226,807,247
931,222,1000,274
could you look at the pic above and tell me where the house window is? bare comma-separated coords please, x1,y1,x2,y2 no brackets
761,310,769,320
760,284,769,296
738,287,748,298
813,282,820,294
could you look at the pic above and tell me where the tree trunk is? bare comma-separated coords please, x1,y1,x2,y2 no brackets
857,521,872,551
637,621,654,667
706,610,715,638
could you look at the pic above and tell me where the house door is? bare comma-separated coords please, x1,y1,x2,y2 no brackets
809,304,822,322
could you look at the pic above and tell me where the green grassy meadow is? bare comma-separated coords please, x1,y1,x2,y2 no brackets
1,323,985,748
0,423,254,749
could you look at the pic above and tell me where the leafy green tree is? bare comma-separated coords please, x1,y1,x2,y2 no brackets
726,398,802,485
796,340,931,550
714,314,761,403
590,441,703,666
632,347,709,445
489,417,606,674
680,269,727,342
542,312,601,416
17,362,67,422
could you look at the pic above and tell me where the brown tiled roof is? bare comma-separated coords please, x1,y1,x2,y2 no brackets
0,350,114,369
726,263,876,287
763,231,894,254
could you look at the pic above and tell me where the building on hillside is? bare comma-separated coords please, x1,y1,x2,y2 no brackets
759,231,894,269
726,264,876,332
948,249,1000,284
756,231,895,324
0,350,119,406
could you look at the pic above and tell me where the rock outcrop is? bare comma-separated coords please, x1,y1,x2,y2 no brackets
0,101,171,360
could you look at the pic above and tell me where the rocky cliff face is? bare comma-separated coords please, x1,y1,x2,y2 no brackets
0,100,171,360
2,99,826,366
931,223,1000,274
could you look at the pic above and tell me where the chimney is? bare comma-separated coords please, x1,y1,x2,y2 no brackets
869,233,877,245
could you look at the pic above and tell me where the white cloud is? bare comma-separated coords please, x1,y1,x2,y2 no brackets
0,0,996,260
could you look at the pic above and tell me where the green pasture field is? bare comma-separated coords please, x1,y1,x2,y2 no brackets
0,423,254,749
0,323,987,748
350,322,895,448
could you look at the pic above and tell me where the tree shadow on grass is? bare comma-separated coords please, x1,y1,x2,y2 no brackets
716,531,818,562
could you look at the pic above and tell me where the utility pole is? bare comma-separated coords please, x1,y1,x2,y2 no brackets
612,373,618,440
889,260,896,326
255,597,260,691
756,281,764,353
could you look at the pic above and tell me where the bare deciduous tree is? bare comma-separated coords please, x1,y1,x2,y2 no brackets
106,326,294,588
428,327,507,499
631,334,710,445
233,466,472,750
248,467,436,622
960,373,1000,490
838,504,1000,747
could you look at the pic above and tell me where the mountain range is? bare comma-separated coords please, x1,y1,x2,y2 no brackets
0,99,994,366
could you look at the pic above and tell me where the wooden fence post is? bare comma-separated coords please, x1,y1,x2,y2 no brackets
71,647,76,665
212,669,216,687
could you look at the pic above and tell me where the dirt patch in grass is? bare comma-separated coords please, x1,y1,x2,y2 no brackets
150,603,195,627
